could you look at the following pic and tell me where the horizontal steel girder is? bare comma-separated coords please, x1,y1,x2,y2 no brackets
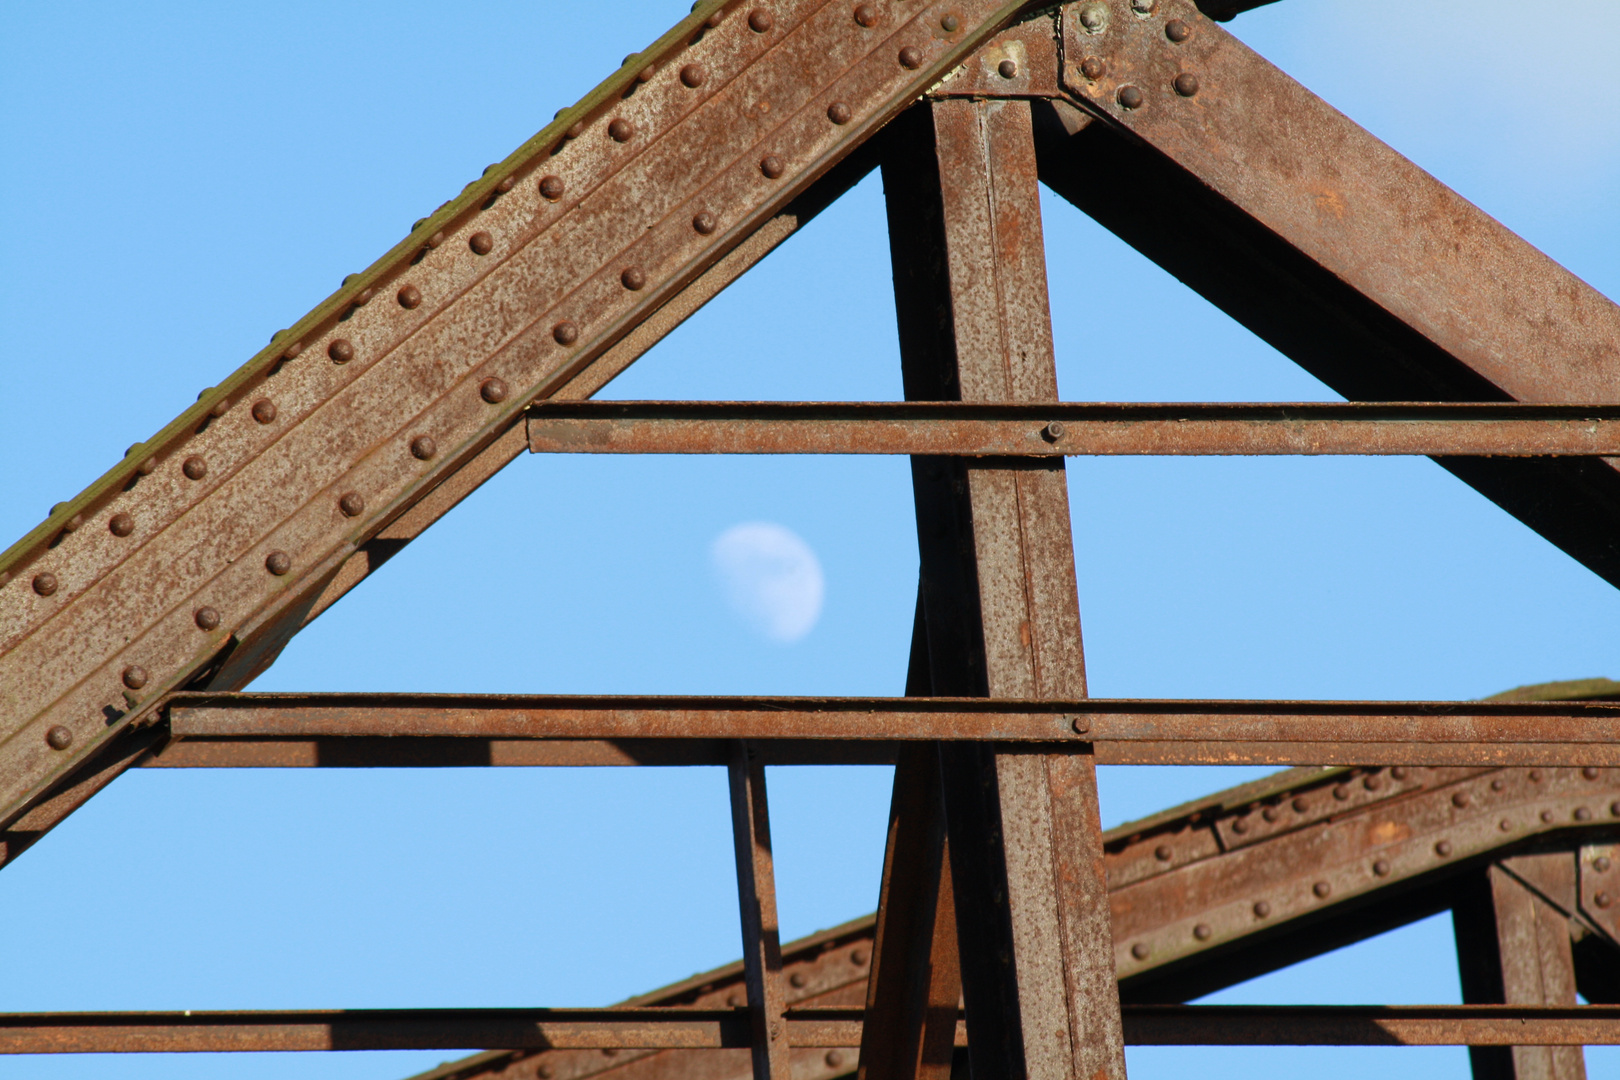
525,401,1620,457
155,693,1620,767
10,1005,1620,1054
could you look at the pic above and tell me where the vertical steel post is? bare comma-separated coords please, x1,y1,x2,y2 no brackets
1454,854,1587,1080
883,98,1126,1080
729,740,790,1080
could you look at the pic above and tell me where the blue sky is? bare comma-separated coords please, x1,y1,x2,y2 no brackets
2,2,1618,1078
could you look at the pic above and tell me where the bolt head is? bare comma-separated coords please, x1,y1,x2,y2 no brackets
265,550,292,576
853,3,878,27
397,284,423,310
1131,0,1156,12
182,456,208,481
121,665,149,690
826,101,852,125
1077,2,1107,31
469,232,494,256
1117,85,1144,109
1080,56,1105,80
410,435,437,461
1173,72,1200,97
998,58,1017,79
251,399,278,424
692,211,718,235
539,175,565,200
1070,715,1090,734
480,377,510,404
45,725,73,751
760,154,786,178
621,266,647,291
898,45,923,69
608,118,635,142
748,8,773,32
1166,18,1191,41
108,512,134,537
338,492,365,518
328,339,355,363
194,606,221,631
552,321,580,346
1043,420,1066,441
680,63,706,88
1130,942,1150,960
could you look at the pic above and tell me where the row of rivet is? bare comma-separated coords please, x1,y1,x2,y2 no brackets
1073,7,1199,107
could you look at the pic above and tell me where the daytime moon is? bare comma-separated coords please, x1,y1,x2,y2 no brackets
710,523,825,643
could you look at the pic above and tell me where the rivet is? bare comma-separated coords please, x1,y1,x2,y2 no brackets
1333,785,1350,801
182,456,208,481
637,64,655,83
1117,85,1144,109
539,1068,554,1080
1585,766,1602,780
338,492,365,518
608,118,635,142
899,45,923,69
1292,796,1308,812
1435,840,1453,857
328,339,355,363
61,512,84,532
567,121,586,139
31,572,58,597
1491,778,1506,791
1231,817,1249,834
1391,766,1409,780
1131,943,1150,960
850,947,869,965
1600,891,1616,909
397,284,423,309
122,665,149,690
1529,769,1543,782
45,726,73,751
1165,18,1191,41
726,993,743,1007
0,572,9,588
1612,801,1620,817
760,154,786,178
1154,844,1172,861
553,321,580,346
693,211,718,235
1080,56,1105,80
495,175,515,193
1364,774,1383,791
284,339,306,358
1542,810,1557,823
251,399,278,424
680,63,707,88
539,175,565,200
825,1050,846,1068
941,14,959,31
621,267,647,291
1598,856,1613,872
195,607,222,631
480,377,510,404
1452,792,1470,808
1577,807,1594,821
108,513,134,537
998,58,1017,79
1313,881,1331,898
1253,900,1271,918
1043,420,1066,441
853,3,878,27
209,397,230,418
352,286,375,307
1077,3,1107,31
1193,923,1212,940
1130,0,1155,13
1373,859,1391,876
427,230,446,248
1070,715,1090,735
789,971,807,988
1499,818,1513,831
469,232,494,255
265,550,292,576
410,435,437,460
827,101,852,124
705,8,724,28
1173,72,1200,97
748,8,774,32
1262,806,1279,822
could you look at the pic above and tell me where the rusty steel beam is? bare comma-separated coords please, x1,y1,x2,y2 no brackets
728,742,792,1080
155,693,1620,766
0,0,1049,839
1035,0,1620,589
527,401,1620,458
18,1004,1620,1055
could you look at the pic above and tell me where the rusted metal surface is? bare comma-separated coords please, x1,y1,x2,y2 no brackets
1455,856,1587,1079
886,98,1123,1080
928,14,1062,99
1039,1,1620,589
528,401,1620,457
1119,1005,1620,1046
0,0,1046,838
728,742,792,1080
